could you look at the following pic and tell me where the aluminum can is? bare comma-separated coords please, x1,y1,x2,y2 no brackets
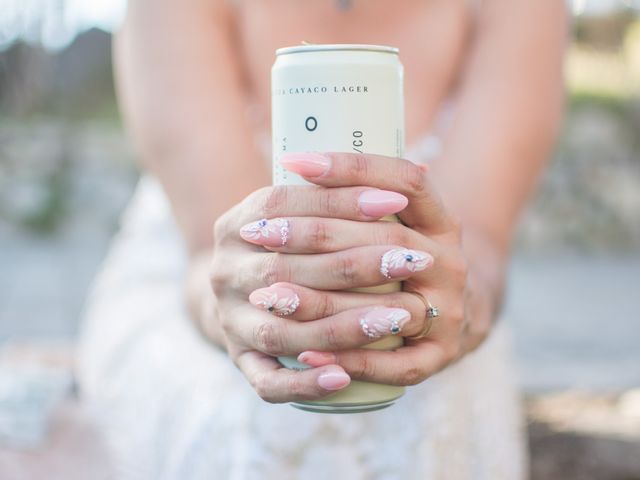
272,44,405,413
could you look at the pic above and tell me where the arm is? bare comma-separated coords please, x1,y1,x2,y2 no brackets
114,0,269,349
432,0,567,348
114,0,270,256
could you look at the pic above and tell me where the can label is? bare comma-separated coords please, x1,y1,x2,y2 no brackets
272,55,404,185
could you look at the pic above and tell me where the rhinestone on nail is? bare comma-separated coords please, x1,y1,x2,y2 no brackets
254,290,300,316
380,248,431,278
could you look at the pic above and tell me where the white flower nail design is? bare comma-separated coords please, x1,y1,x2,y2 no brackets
360,308,410,339
240,218,290,246
379,248,432,279
253,289,300,316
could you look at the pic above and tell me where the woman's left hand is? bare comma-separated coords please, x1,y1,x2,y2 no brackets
241,152,498,387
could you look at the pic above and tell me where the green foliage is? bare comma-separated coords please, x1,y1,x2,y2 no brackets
568,90,629,114
18,160,70,233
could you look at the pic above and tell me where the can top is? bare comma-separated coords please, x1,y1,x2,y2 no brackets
276,43,399,56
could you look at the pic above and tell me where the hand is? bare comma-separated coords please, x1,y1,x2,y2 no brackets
241,152,499,388
209,169,435,403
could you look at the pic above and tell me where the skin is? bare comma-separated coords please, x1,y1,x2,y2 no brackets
114,0,567,402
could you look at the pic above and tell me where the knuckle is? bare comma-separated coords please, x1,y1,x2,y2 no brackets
387,292,410,309
449,215,463,238
213,209,238,245
212,215,226,244
252,373,276,403
399,365,426,386
403,161,427,196
323,323,341,350
260,253,288,286
308,220,333,251
470,318,490,347
449,300,466,327
335,254,359,285
346,153,370,179
245,186,269,213
353,354,376,380
287,375,308,398
219,317,233,336
443,216,464,245
450,254,469,285
443,343,462,364
384,223,411,247
315,292,335,318
261,185,289,217
253,321,286,355
319,189,341,217
209,258,230,298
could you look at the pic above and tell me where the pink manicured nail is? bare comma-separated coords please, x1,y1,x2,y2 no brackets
317,366,351,391
358,189,408,217
298,350,337,367
279,152,331,177
249,286,300,316
380,248,433,279
359,308,411,339
240,218,290,247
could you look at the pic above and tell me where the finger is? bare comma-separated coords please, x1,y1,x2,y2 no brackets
240,245,435,292
279,152,450,232
239,216,433,254
234,350,351,403
230,297,431,359
316,343,449,387
248,282,429,323
290,306,421,350
228,184,408,236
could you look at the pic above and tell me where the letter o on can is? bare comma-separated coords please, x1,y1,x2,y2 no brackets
305,116,318,132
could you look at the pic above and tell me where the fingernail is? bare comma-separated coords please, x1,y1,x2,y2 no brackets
298,350,337,366
359,308,411,339
279,152,331,177
240,218,290,247
358,189,408,217
380,248,433,279
249,286,300,316
317,366,351,391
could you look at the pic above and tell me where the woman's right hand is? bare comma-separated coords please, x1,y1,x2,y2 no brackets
208,181,434,404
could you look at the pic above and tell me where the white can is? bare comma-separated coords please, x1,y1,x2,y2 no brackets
272,44,406,413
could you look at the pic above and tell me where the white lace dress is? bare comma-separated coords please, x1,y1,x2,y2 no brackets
77,135,528,480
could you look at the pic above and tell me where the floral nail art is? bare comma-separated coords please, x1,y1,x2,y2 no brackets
359,308,411,339
379,248,432,279
250,288,300,316
240,218,290,246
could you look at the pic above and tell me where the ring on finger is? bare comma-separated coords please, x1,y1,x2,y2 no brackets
404,290,439,340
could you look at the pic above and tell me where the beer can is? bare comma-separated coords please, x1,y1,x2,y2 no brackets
271,44,405,413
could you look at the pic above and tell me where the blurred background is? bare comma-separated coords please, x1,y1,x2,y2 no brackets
0,1,639,478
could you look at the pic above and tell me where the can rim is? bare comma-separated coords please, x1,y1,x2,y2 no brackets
276,43,399,56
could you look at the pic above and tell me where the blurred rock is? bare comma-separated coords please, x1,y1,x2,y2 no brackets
527,391,640,480
517,102,640,252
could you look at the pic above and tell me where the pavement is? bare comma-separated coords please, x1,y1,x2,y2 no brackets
505,253,640,392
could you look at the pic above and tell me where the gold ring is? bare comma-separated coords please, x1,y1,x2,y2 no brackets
404,290,439,340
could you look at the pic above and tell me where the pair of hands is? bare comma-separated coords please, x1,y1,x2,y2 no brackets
198,152,494,403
